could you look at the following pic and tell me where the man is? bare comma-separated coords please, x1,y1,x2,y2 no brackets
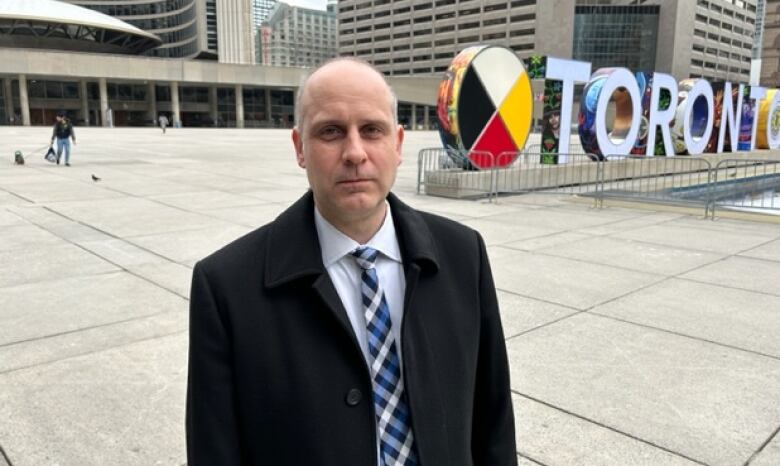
158,114,169,134
51,111,76,166
187,58,516,466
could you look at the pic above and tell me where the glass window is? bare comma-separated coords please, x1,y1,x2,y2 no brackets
573,4,660,72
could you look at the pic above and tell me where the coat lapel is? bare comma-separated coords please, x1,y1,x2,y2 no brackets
263,191,360,351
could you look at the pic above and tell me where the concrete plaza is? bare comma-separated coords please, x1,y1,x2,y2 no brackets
0,127,779,466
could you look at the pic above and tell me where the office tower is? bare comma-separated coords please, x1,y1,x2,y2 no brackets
259,2,337,67
253,0,278,29
338,0,758,82
217,0,255,64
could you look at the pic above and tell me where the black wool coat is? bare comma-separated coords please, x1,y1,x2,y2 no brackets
186,191,516,466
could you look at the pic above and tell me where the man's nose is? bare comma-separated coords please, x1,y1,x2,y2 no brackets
342,128,368,165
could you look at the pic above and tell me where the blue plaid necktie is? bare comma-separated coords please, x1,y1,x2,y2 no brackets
351,247,418,466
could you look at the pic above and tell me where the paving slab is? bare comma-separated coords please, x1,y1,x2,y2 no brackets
125,224,252,264
537,236,725,276
0,191,30,207
8,205,113,243
49,196,235,237
0,223,65,252
77,238,170,268
0,243,117,288
680,256,780,297
126,261,194,299
480,206,644,232
198,202,287,227
575,211,686,236
502,230,594,251
90,177,201,198
507,313,780,466
243,187,311,204
404,196,529,219
592,278,780,358
460,217,563,247
612,223,777,255
155,169,270,193
0,310,186,375
517,457,539,466
488,246,663,310
0,333,187,466
750,431,780,466
0,272,185,346
513,395,701,466
498,290,579,339
671,215,780,238
149,189,264,212
0,176,123,204
0,209,25,227
739,238,780,262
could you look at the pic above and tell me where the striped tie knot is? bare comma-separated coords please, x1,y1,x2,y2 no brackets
351,246,380,270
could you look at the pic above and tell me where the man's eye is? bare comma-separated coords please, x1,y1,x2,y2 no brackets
319,127,342,138
362,126,383,137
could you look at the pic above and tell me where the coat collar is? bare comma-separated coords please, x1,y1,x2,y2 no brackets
264,191,439,288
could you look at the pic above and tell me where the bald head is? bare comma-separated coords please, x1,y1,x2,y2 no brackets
295,58,398,134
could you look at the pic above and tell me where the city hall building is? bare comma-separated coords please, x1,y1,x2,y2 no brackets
0,0,438,128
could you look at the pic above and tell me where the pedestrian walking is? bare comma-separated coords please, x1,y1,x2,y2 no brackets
51,111,76,166
158,114,169,134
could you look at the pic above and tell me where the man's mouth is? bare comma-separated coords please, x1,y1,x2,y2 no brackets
338,178,370,184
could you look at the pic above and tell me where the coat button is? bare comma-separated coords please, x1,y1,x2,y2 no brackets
345,388,362,406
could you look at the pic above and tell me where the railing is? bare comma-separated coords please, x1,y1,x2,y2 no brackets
709,159,780,217
599,155,714,211
416,148,780,219
417,148,496,199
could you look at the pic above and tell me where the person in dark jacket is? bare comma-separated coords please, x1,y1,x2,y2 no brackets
186,58,517,466
51,112,76,166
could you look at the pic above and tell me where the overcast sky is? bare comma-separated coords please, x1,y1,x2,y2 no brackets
283,0,328,10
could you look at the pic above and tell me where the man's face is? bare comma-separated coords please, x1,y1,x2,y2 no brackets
292,62,403,227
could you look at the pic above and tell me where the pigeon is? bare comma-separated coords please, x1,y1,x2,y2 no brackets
91,174,101,182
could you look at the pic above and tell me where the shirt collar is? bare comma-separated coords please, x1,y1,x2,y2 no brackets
314,202,402,267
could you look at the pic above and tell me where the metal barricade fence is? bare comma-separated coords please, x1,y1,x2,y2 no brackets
709,159,780,217
417,148,780,219
599,155,713,210
491,152,604,200
417,148,496,199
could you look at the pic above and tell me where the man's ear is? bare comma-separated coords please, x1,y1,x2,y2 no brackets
395,125,405,166
292,127,305,168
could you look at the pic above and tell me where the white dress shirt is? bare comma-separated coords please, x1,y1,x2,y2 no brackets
314,203,407,368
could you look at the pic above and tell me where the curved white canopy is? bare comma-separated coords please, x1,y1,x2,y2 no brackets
0,0,160,43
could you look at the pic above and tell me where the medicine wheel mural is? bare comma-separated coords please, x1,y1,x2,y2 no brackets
437,45,533,169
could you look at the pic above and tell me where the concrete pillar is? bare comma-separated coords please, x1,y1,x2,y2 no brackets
235,84,244,128
265,88,273,126
99,77,108,127
209,86,218,125
147,81,157,124
80,80,90,126
3,78,13,124
423,105,429,130
171,81,181,127
411,104,417,131
18,74,30,126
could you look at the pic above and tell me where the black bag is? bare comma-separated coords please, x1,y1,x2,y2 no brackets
44,146,57,163
14,150,24,165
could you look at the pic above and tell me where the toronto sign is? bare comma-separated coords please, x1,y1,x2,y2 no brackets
437,45,780,169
